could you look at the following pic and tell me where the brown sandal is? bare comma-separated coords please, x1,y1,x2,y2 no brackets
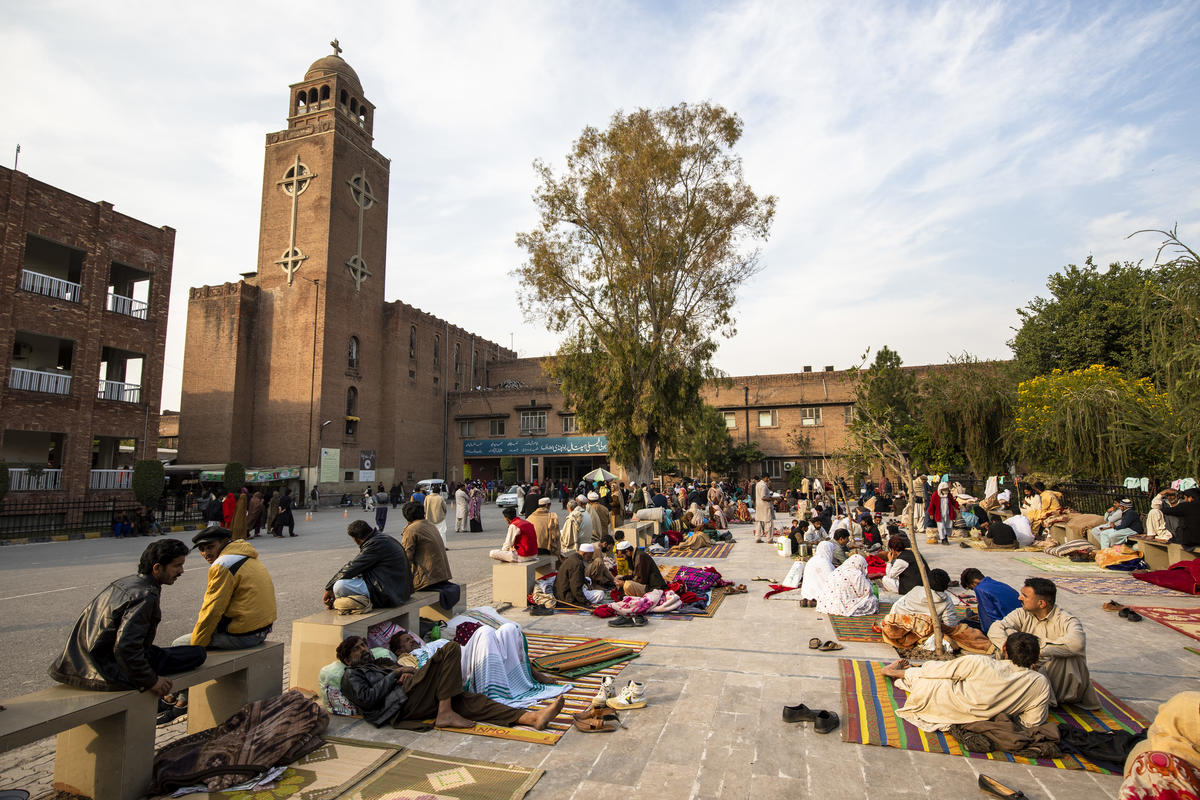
1103,601,1126,612
818,640,844,651
574,715,618,733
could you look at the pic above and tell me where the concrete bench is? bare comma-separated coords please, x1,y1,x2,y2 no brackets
0,642,283,800
1131,535,1198,571
615,520,656,548
288,586,464,693
491,555,556,607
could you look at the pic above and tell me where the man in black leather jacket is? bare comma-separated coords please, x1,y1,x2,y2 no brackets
322,520,413,609
49,539,206,697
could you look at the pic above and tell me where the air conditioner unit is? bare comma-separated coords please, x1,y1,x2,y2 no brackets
783,461,795,471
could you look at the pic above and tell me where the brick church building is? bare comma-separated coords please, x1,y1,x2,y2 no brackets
178,49,512,493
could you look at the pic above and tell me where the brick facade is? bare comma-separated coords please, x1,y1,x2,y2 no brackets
0,165,174,503
178,52,512,493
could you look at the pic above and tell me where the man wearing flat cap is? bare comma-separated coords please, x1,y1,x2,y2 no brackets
176,526,276,649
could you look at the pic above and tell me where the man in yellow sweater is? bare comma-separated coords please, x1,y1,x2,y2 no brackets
178,527,277,650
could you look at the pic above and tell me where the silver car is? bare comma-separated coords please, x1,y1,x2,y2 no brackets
496,485,521,508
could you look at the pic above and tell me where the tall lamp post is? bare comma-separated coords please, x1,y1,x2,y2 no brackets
317,419,333,483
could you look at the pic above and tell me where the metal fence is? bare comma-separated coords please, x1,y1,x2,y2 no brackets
1055,482,1155,517
0,496,203,539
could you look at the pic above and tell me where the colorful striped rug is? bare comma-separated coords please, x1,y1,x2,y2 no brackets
839,659,1147,773
828,603,893,642
1054,575,1186,596
662,542,735,559
433,633,648,745
1131,606,1200,644
531,638,637,676
551,585,728,620
1013,555,1111,575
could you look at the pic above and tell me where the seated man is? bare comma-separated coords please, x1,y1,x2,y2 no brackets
175,527,276,650
830,529,852,566
882,632,1051,732
337,636,564,730
1146,489,1182,540
1005,512,1035,546
490,506,538,562
51,540,206,697
587,534,617,589
613,540,668,597
554,544,608,606
977,517,1019,549
1088,498,1144,549
399,501,453,590
880,533,921,595
804,518,828,546
323,520,413,609
959,567,1020,633
987,577,1101,709
880,569,994,654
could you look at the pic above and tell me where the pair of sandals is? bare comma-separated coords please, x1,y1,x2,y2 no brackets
808,637,843,652
608,614,648,627
1103,601,1144,621
725,584,748,595
799,599,818,607
781,703,839,733
573,706,621,733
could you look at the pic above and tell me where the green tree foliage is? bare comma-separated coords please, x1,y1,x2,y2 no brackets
132,460,165,509
671,405,734,478
499,458,519,486
223,462,246,492
729,441,765,477
1009,258,1162,379
515,102,776,481
920,356,1017,476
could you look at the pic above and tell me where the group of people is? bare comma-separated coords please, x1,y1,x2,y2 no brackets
199,486,297,538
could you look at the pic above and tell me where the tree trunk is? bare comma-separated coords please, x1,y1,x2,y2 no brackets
905,470,944,655
624,437,656,484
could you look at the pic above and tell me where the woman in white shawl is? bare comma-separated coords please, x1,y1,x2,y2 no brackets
460,622,572,709
799,540,836,608
815,554,879,616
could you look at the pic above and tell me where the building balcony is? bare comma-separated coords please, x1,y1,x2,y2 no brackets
9,366,72,395
20,269,82,303
7,468,63,492
89,469,133,490
106,292,149,319
97,379,141,403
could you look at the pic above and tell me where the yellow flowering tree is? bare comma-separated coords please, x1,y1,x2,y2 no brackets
1014,365,1173,479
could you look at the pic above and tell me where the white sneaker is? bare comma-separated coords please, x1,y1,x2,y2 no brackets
606,681,647,710
591,676,615,708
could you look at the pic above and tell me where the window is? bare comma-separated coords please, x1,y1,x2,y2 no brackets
520,411,546,434
765,459,783,479
758,409,778,428
320,85,330,101
345,386,358,416
459,420,475,437
801,407,822,427
344,471,353,481
409,326,416,359
345,418,357,437
433,335,440,367
844,405,854,424
347,336,359,368
454,343,461,374
490,419,506,436
722,411,736,429
561,414,578,433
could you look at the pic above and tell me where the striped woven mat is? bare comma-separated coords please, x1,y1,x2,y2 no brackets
433,633,648,745
531,638,636,675
828,603,893,642
1054,575,1187,596
1012,555,1111,575
839,658,1146,772
662,542,735,558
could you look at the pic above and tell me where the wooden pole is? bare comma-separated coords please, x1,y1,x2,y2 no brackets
904,469,944,655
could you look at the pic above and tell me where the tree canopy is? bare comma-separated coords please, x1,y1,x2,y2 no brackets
515,102,776,480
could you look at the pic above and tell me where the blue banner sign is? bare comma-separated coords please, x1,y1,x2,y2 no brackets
463,436,609,457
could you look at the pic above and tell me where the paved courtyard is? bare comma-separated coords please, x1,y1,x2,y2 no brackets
1,514,1198,798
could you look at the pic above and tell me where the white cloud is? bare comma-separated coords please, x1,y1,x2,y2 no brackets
2,0,1198,404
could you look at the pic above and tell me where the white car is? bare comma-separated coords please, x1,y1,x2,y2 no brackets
415,479,448,497
496,485,521,508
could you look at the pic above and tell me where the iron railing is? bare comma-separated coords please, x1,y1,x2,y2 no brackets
106,292,149,319
6,468,63,492
20,269,81,302
89,469,133,490
97,379,141,403
9,367,72,395
0,495,203,538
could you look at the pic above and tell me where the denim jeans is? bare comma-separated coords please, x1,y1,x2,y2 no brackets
333,577,370,597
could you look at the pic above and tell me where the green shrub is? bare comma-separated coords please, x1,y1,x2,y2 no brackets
132,460,165,508
224,462,246,492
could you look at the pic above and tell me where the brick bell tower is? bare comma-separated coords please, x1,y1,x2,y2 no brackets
247,41,391,480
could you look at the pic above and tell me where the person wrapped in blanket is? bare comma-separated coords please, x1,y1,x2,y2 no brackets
879,569,996,655
326,618,568,729
1119,691,1200,800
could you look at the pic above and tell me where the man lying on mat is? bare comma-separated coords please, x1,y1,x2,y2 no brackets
881,631,1050,732
987,577,1101,709
879,569,995,654
337,636,564,729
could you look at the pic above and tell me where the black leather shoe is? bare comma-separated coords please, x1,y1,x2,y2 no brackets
978,774,1027,799
528,605,554,616
632,614,648,626
813,710,839,734
782,703,818,723
607,616,635,627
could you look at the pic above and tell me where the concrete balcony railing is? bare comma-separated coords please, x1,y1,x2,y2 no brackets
89,469,133,490
20,269,81,303
9,366,72,395
7,468,63,491
97,379,141,403
106,292,149,320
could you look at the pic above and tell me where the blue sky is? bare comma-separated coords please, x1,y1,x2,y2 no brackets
4,1,1199,410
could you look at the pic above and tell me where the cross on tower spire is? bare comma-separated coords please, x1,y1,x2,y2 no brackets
330,38,342,56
